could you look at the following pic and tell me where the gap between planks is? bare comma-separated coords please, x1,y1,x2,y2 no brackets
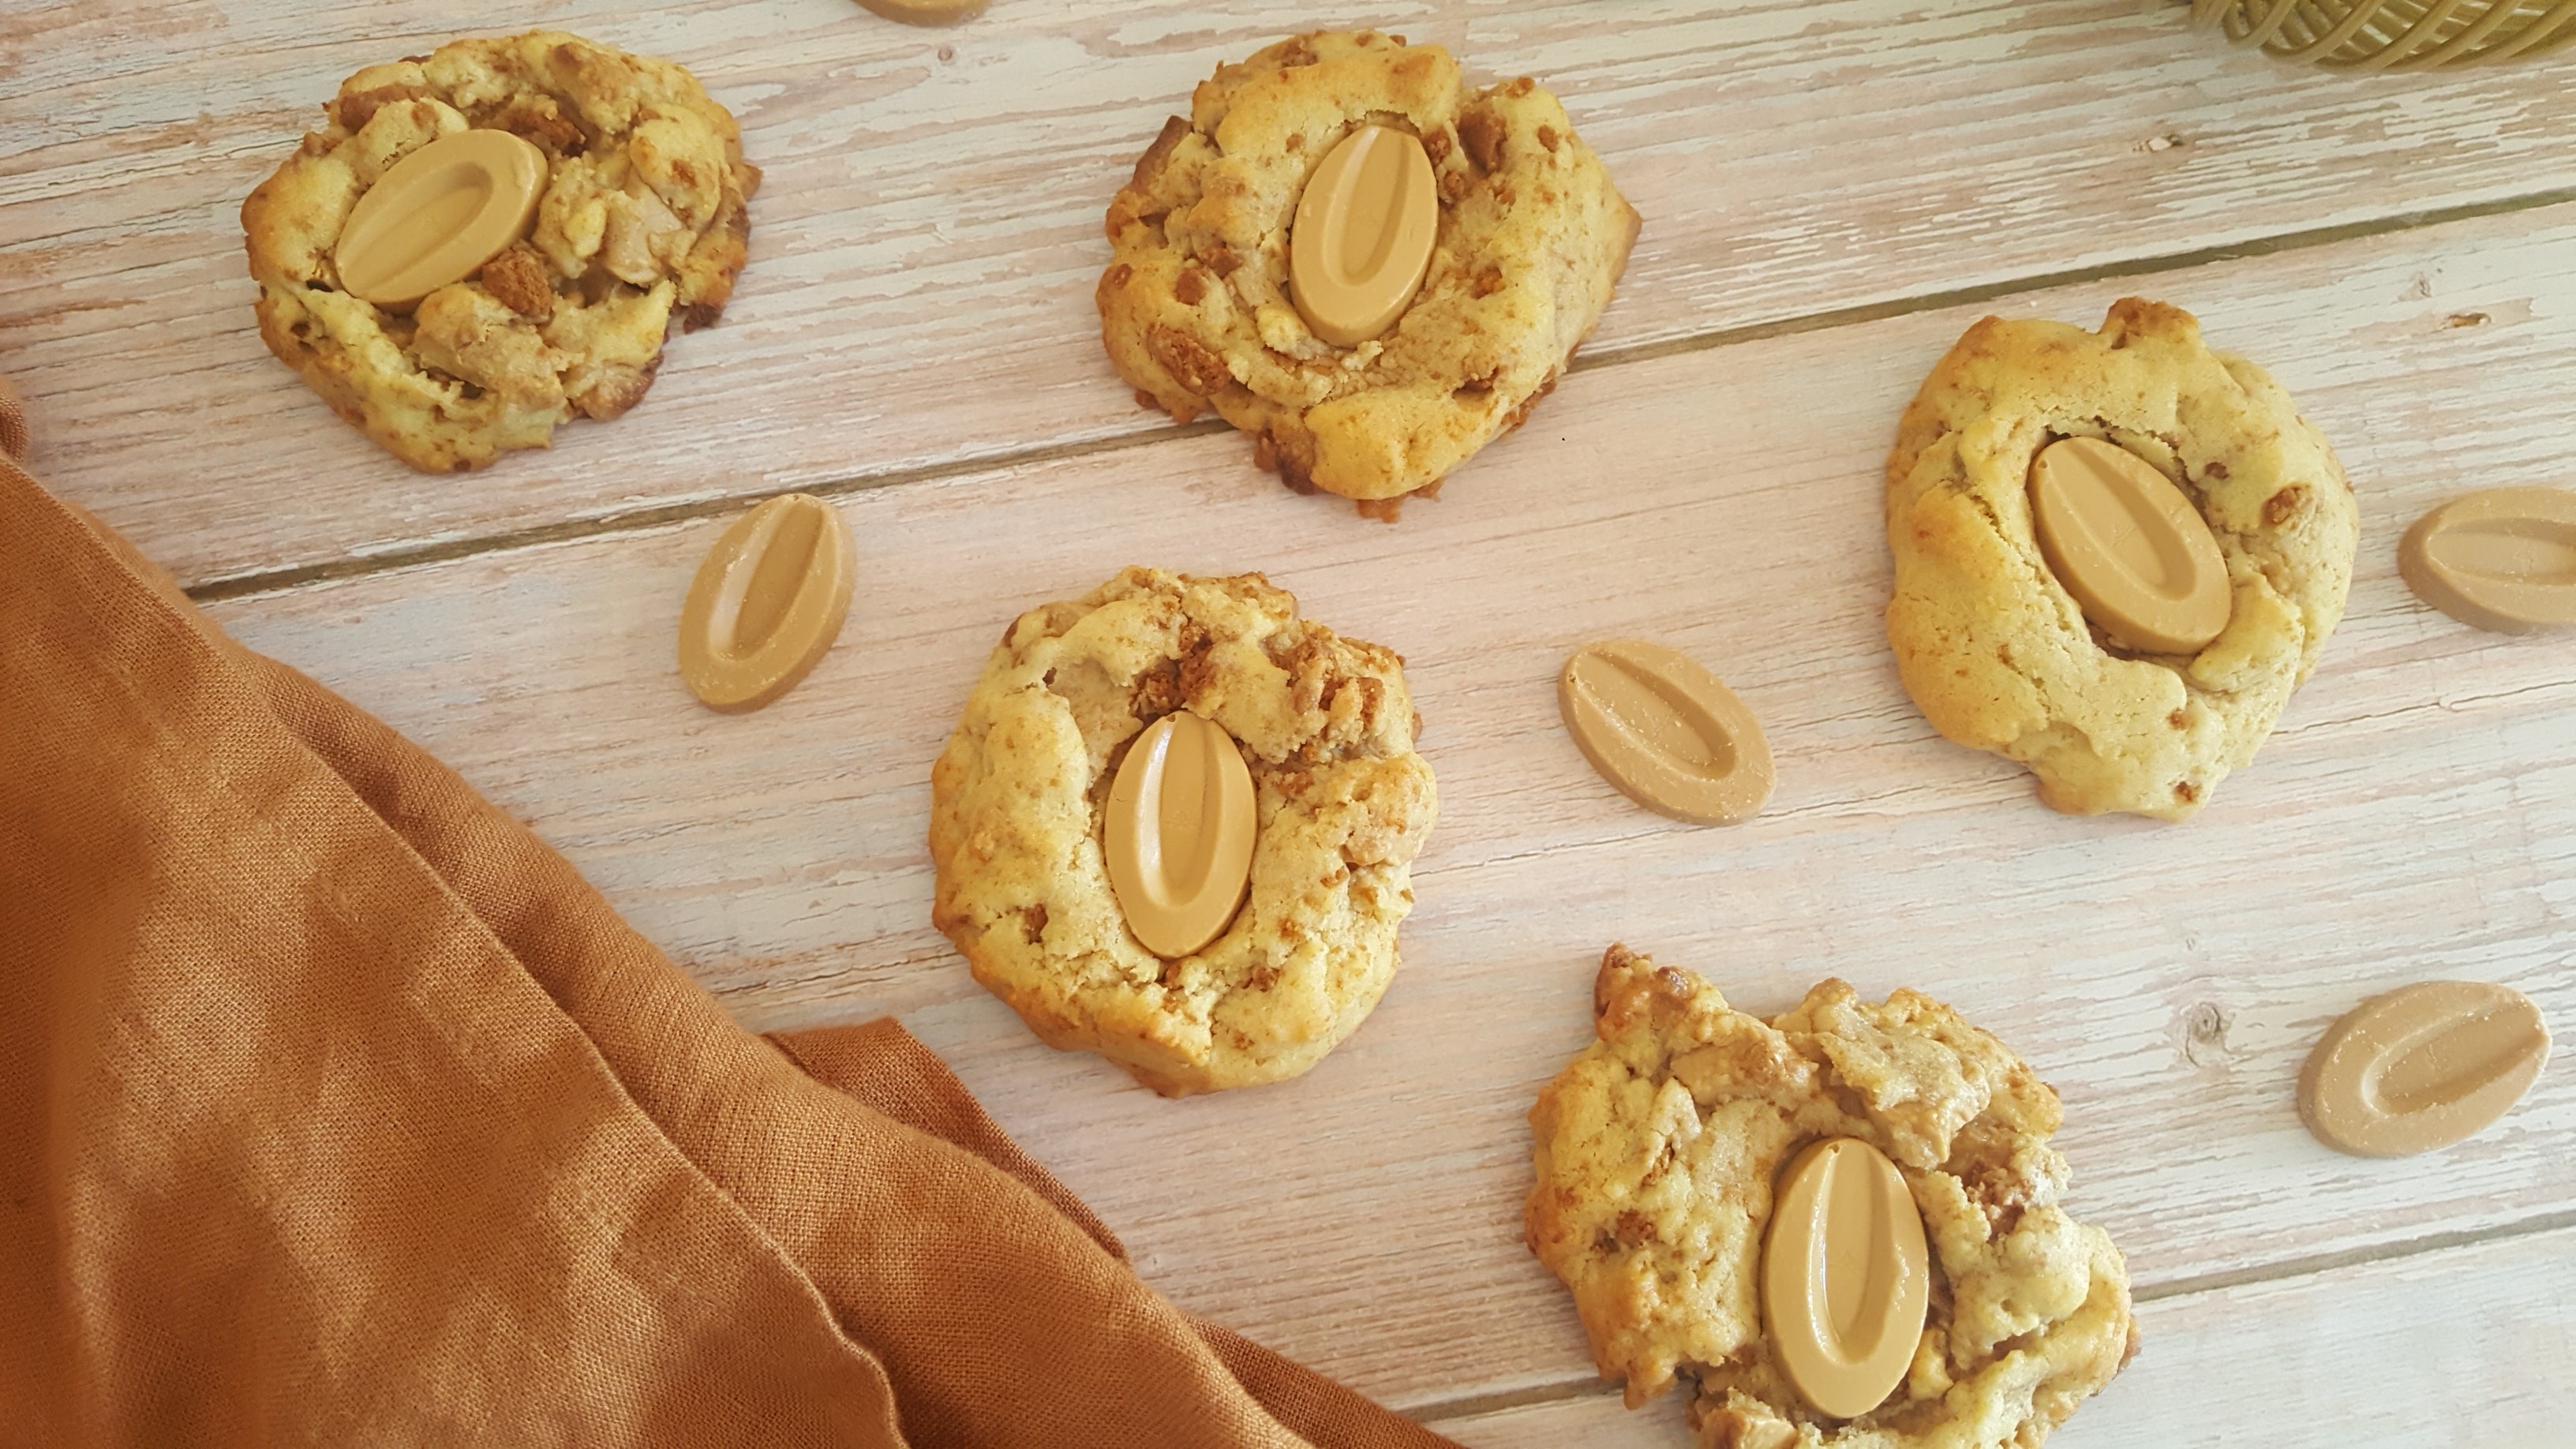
1395,1203,2576,1428
179,180,2576,608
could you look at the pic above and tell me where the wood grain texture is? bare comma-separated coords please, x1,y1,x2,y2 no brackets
194,201,2576,1415
1428,1222,2576,1446
8,0,2576,588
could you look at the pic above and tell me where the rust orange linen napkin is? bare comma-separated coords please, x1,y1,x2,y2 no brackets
0,384,1460,1449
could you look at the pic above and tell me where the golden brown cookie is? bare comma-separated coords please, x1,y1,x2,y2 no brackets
1884,299,2359,819
242,32,758,471
929,568,1437,1095
1527,946,2136,1446
1099,30,1638,516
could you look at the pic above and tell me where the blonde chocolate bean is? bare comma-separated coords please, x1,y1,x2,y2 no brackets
855,0,988,24
2029,437,2232,654
1104,712,1257,959
1559,641,1773,826
1289,125,1437,348
2399,486,2576,634
1762,1137,1930,1421
677,494,855,712
335,129,548,308
2300,981,2549,1159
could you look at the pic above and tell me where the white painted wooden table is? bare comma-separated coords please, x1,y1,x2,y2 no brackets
8,2,2574,1443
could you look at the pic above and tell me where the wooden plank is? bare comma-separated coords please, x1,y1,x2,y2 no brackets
1427,1222,2576,1446
9,0,2576,587
197,202,2576,1407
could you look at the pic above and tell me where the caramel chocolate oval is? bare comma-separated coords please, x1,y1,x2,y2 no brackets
677,494,856,712
336,129,549,308
1559,641,1774,826
2399,487,2576,635
1762,1137,1930,1420
856,0,987,21
1289,125,1437,348
1105,712,1257,959
2300,981,2549,1159
2030,437,2232,654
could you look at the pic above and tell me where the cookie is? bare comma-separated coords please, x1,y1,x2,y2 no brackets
242,32,758,472
1099,30,1638,516
1526,946,2136,1447
1884,299,2359,819
928,567,1437,1095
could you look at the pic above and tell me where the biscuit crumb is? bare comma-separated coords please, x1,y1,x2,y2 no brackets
1459,108,1506,173
477,243,555,320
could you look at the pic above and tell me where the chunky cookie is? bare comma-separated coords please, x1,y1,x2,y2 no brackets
1884,299,2358,819
1527,946,2135,1447
929,567,1437,1095
243,32,758,471
1099,30,1638,515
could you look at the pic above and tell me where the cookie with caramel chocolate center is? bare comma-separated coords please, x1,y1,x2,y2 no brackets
928,567,1436,1095
1526,945,2136,1446
1883,299,2359,819
242,31,758,472
1098,30,1638,515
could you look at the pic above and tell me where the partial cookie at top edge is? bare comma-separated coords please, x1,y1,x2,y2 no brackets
927,567,1437,1096
1098,30,1638,515
1526,945,2136,1447
1882,298,2359,820
242,31,759,473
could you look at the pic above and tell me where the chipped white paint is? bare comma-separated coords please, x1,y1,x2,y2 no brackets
193,201,2576,1432
5,0,2576,588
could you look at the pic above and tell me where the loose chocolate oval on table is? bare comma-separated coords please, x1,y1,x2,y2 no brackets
1559,640,1774,826
1105,712,1258,959
1762,1137,1930,1421
677,494,856,712
1289,125,1438,348
2398,487,2576,635
856,0,987,21
336,129,549,308
2300,981,2550,1159
2030,437,2233,654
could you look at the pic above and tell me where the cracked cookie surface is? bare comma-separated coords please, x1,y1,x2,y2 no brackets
1884,299,2359,819
929,567,1437,1095
1098,29,1638,515
1527,946,2135,1447
242,31,757,471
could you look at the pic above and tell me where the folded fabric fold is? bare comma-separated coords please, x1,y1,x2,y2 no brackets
0,380,1457,1449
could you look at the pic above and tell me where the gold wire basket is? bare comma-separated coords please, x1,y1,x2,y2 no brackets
2189,0,2576,68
